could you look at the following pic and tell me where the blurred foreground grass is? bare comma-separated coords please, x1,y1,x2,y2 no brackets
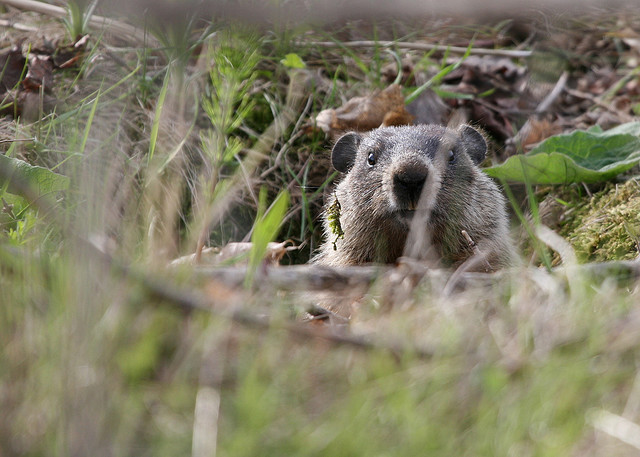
1,7,640,457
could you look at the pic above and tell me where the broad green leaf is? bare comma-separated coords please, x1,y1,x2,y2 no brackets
281,53,306,69
0,154,69,198
484,122,640,184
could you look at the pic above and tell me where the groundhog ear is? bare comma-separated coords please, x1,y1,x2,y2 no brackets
459,125,487,165
331,132,361,173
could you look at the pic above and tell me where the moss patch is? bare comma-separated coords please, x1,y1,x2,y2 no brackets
559,179,640,262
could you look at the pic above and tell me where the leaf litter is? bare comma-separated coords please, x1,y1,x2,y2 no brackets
0,33,88,120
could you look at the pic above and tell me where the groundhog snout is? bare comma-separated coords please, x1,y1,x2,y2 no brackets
392,163,429,210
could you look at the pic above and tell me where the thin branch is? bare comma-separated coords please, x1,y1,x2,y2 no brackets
0,18,38,32
302,40,533,58
193,264,390,291
192,258,640,293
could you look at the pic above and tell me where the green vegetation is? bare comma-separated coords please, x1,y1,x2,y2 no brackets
1,7,640,457
63,0,98,38
486,122,640,184
558,180,640,262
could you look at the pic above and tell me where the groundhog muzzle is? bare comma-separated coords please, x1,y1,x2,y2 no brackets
313,124,516,271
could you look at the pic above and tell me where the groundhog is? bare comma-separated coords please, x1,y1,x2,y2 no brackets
313,124,516,271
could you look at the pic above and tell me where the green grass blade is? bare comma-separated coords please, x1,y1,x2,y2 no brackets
79,84,101,153
405,39,474,104
245,188,290,288
148,67,171,165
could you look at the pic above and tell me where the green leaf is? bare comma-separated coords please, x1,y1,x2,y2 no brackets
280,53,306,69
0,154,69,198
484,122,640,184
245,188,289,287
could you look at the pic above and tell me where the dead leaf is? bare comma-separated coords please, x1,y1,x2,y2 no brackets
53,34,90,68
22,55,54,92
470,102,513,142
0,48,26,95
406,89,448,125
518,118,562,151
315,84,414,136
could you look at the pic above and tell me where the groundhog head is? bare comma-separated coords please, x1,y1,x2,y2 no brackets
331,124,488,227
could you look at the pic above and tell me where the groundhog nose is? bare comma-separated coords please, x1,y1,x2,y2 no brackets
393,168,427,209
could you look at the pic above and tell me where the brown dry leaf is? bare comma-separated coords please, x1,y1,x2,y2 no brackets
315,84,414,136
53,34,90,69
0,36,90,120
469,102,513,142
444,55,527,95
440,55,534,143
22,55,54,92
0,48,26,96
406,89,448,125
518,118,562,151
214,241,294,265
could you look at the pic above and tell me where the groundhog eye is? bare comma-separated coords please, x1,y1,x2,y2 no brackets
448,149,455,163
367,152,376,166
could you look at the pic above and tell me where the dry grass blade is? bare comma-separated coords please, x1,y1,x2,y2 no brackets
590,410,640,450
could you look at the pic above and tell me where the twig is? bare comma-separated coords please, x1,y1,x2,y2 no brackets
193,258,640,293
194,264,388,292
302,40,532,58
0,137,35,144
564,87,634,123
0,18,38,32
535,70,568,114
441,231,493,295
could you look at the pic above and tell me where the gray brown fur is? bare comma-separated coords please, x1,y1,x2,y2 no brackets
313,124,516,271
